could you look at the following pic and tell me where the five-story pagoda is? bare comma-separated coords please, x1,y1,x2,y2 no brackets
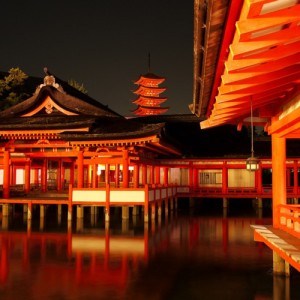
132,72,169,116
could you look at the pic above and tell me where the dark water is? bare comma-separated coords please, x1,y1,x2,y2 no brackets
0,200,299,300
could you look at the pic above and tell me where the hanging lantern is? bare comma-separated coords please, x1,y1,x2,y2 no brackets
246,97,259,172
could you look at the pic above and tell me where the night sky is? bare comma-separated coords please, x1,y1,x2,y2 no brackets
1,1,194,116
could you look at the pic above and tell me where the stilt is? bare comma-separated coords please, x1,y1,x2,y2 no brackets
105,207,110,222
132,206,139,216
122,206,129,220
67,205,72,222
23,204,28,214
257,198,263,209
77,205,83,219
223,198,228,208
2,204,9,217
76,218,83,232
273,276,290,300
122,219,129,232
40,205,45,218
273,252,290,276
57,204,62,224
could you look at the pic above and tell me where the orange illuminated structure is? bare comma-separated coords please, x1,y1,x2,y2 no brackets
132,72,169,116
191,0,300,275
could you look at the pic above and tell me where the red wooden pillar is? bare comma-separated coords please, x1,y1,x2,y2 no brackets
105,164,110,185
122,150,129,188
61,162,65,189
24,161,31,194
272,134,286,228
133,164,139,188
293,160,298,195
257,163,263,194
41,159,47,192
155,166,160,185
115,164,120,188
193,168,198,188
3,151,10,199
92,164,97,188
222,161,228,194
77,151,84,188
163,167,168,185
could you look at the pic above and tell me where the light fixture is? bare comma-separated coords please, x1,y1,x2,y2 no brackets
246,97,259,171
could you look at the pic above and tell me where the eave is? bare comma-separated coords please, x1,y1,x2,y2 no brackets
195,0,300,130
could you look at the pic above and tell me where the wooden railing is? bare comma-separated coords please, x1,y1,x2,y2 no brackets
278,204,300,238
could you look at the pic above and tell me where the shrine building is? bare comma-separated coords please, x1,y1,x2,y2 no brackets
192,0,300,275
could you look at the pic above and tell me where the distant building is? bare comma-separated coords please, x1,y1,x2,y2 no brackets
131,72,169,116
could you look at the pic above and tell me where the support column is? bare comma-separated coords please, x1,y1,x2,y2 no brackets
3,151,10,199
40,205,45,218
122,151,129,188
115,164,120,188
92,164,97,188
105,164,110,185
24,161,31,194
133,164,139,188
272,134,286,228
41,159,47,192
122,206,129,220
77,151,84,188
77,206,84,219
163,167,168,185
222,162,228,194
257,198,263,209
273,251,290,276
223,197,228,208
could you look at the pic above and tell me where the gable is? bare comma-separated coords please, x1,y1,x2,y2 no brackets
21,95,78,117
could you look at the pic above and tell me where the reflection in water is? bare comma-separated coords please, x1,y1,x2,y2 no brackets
0,206,299,300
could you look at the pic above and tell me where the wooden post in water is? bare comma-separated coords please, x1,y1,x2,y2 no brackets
273,251,290,276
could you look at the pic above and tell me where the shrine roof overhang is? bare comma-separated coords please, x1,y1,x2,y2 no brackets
58,122,165,141
192,0,300,130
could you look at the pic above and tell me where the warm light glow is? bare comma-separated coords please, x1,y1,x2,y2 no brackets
97,164,105,175
129,166,134,171
246,156,259,171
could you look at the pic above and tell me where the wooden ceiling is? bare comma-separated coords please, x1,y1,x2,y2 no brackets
192,0,300,132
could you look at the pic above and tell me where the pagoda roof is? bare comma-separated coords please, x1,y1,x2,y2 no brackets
133,85,166,96
134,72,165,86
132,106,169,116
132,95,167,106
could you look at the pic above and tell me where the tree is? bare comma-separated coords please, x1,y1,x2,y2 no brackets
0,68,29,110
68,79,88,94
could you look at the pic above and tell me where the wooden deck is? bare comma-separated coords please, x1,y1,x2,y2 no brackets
251,224,300,273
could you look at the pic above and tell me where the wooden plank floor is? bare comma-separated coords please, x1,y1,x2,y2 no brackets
251,225,300,272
